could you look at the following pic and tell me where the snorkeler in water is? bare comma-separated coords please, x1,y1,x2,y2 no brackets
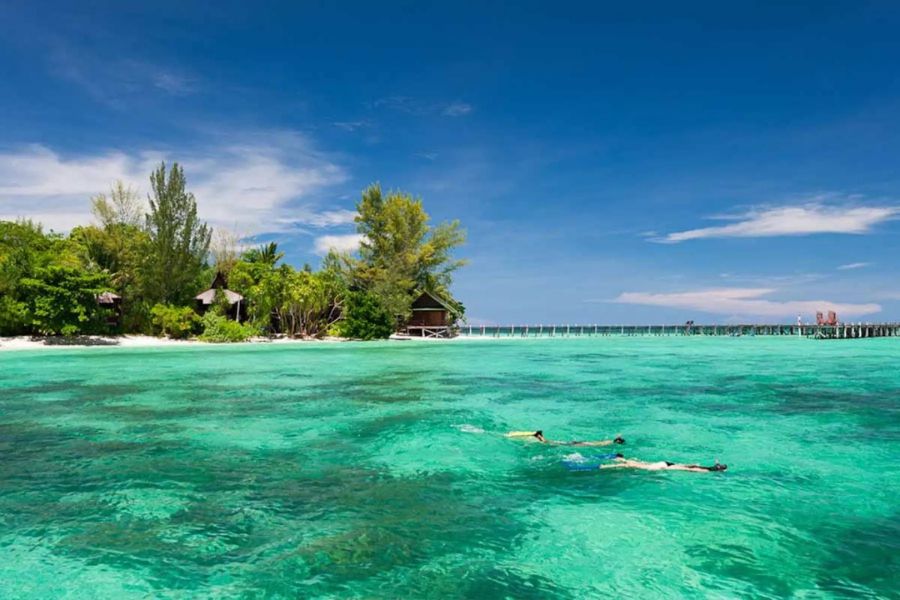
506,430,626,446
600,456,726,473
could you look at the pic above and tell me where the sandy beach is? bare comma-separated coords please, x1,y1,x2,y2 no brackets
0,334,490,351
0,335,353,352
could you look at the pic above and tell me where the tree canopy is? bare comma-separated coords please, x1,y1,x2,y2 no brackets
352,184,466,321
144,162,211,306
0,170,465,341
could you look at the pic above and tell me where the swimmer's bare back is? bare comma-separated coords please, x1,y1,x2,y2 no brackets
506,431,625,446
600,458,726,472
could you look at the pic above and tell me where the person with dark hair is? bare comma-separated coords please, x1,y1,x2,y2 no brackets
506,430,625,446
600,456,727,473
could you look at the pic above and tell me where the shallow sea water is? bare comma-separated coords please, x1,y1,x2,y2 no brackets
0,337,898,598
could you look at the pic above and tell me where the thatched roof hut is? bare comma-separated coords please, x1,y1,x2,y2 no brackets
96,291,122,307
195,272,245,320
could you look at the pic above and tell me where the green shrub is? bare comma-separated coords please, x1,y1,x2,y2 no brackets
198,313,257,343
150,304,199,339
337,291,394,340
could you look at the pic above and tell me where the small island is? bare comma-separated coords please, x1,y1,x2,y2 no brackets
0,163,466,346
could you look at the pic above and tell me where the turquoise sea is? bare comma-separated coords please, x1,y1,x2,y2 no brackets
1,337,898,598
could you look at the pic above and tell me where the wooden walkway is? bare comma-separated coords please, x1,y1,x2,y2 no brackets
461,323,900,339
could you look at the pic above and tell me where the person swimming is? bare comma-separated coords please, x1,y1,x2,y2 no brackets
600,456,727,473
507,430,626,446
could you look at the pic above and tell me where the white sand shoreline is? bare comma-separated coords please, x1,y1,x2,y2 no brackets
0,335,347,352
0,333,495,352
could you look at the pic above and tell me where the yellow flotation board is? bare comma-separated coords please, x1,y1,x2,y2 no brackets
506,431,538,437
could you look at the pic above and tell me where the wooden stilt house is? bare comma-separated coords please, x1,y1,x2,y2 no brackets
405,291,458,338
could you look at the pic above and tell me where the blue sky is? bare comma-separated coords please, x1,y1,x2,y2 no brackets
2,1,900,324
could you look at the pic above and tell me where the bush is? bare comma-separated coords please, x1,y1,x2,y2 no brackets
150,304,199,339
198,313,257,343
337,291,394,340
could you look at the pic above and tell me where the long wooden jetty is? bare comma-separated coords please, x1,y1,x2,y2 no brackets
461,323,900,339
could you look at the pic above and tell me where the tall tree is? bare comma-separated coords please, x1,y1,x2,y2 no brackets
353,184,466,321
91,181,144,229
143,162,211,305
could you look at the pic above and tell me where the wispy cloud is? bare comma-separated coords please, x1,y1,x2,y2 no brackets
0,132,349,236
47,38,200,107
442,102,473,117
659,202,898,243
374,96,473,117
313,233,364,255
614,288,880,318
289,209,357,228
332,120,371,132
837,262,871,270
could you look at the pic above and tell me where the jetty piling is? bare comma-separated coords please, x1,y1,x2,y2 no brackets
461,323,900,340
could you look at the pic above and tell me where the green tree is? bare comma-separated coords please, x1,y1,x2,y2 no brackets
242,242,284,268
337,291,394,340
280,269,343,338
229,243,289,333
0,220,47,334
91,180,144,229
150,304,200,339
70,184,153,331
352,184,466,322
0,220,92,335
143,162,211,306
20,265,111,336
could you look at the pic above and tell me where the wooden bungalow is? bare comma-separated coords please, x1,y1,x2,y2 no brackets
96,291,123,328
405,291,458,338
195,272,246,321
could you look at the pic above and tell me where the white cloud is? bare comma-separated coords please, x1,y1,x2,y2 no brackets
374,96,474,117
837,262,871,270
296,209,357,227
660,203,898,243
0,135,349,236
614,288,881,319
333,121,370,132
442,102,473,117
313,234,364,255
45,37,200,108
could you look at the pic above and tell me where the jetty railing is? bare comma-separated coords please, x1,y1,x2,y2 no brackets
459,323,900,339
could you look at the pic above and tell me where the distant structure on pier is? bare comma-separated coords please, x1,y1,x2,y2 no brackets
816,311,838,326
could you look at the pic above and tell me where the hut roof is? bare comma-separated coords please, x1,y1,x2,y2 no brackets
195,288,244,305
96,291,122,304
210,271,229,289
411,290,455,312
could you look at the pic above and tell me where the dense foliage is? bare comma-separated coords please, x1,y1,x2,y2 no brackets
150,304,200,339
197,313,257,343
337,291,395,340
351,184,466,322
0,166,465,341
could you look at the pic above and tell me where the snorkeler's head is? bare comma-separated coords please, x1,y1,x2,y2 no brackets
615,453,624,458
710,463,727,472
614,436,625,444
